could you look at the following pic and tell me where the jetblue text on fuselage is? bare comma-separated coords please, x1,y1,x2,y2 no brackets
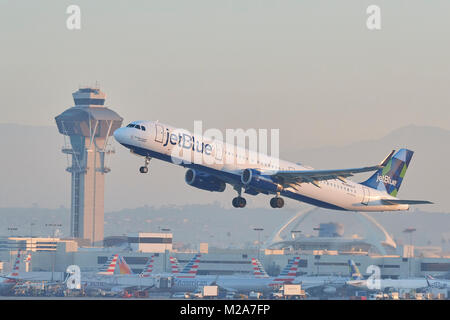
163,129,212,155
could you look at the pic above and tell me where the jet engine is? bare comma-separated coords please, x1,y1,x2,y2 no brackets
185,169,226,192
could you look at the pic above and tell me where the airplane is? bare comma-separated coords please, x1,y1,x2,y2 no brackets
0,251,23,295
80,254,156,295
212,256,302,294
7,253,124,294
292,259,363,294
158,255,300,294
425,275,450,291
113,121,432,211
347,274,429,291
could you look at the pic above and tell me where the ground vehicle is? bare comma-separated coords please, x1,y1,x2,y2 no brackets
172,292,189,299
249,291,263,299
225,291,237,299
390,292,400,300
369,292,389,300
270,291,284,299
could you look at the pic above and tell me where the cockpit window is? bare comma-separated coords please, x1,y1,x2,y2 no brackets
126,123,146,131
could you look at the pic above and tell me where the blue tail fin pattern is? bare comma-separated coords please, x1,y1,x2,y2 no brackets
362,149,414,196
348,260,362,280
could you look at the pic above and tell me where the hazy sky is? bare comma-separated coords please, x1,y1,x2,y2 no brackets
1,0,449,149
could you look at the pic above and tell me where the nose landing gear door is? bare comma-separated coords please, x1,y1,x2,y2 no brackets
155,124,164,143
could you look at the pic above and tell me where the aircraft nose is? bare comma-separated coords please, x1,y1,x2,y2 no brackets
113,127,125,143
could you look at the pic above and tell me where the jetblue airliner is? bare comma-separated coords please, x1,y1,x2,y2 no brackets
113,121,432,211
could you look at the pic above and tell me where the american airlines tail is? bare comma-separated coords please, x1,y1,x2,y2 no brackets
0,251,23,289
170,254,201,277
169,256,181,274
140,255,155,278
270,256,301,286
97,254,119,275
180,254,201,276
251,258,269,278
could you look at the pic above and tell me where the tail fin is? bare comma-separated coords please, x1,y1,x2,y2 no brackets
180,254,201,275
2,250,22,284
348,260,362,280
251,258,269,278
279,256,300,277
97,254,119,275
9,250,22,277
362,149,414,196
270,256,301,286
118,256,133,275
169,256,181,274
140,255,155,278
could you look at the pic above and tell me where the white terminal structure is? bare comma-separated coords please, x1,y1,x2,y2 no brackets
55,87,123,245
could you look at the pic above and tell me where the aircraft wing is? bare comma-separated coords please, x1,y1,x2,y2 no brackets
271,150,395,187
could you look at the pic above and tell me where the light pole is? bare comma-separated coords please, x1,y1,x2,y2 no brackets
253,228,264,261
403,228,416,278
45,223,62,281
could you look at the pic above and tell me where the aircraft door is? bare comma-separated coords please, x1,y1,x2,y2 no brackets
361,187,370,205
155,124,164,143
215,141,223,162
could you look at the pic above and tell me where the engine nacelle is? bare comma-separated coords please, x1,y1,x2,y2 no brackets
185,169,226,192
241,168,282,193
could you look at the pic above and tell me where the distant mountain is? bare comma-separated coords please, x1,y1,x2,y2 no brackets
0,205,448,252
0,123,448,212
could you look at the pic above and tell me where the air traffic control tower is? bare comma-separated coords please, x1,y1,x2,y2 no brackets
55,87,123,246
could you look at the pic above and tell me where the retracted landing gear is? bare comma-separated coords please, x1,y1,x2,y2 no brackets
139,157,151,174
232,186,247,208
270,197,284,208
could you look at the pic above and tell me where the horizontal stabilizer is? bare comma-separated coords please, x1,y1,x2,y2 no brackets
381,199,433,205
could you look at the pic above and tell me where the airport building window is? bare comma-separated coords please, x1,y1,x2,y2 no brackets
128,237,172,244
123,257,150,264
314,262,348,266
177,260,251,265
378,264,400,269
421,263,450,272
74,98,105,105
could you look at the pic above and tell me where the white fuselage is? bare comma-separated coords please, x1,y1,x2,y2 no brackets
347,278,429,291
113,121,409,212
